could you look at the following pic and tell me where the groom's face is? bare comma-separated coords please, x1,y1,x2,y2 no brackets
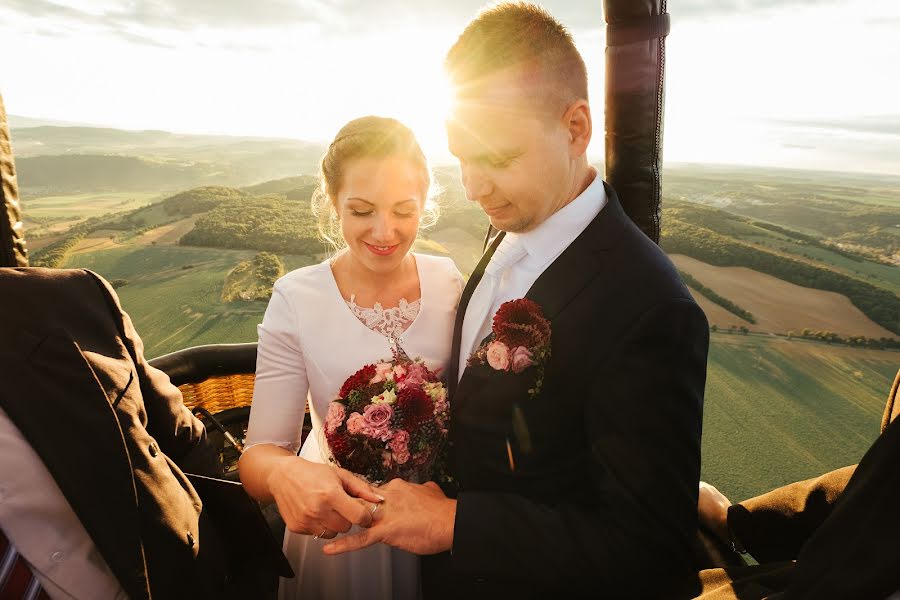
446,74,575,234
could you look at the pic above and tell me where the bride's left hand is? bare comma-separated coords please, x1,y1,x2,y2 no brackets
323,479,456,555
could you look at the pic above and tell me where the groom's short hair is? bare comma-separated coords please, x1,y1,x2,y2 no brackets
445,2,588,115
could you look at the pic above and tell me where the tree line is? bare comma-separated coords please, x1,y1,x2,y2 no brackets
788,329,900,350
678,270,757,324
661,217,900,336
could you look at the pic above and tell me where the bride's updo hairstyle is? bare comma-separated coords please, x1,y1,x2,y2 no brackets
312,116,440,250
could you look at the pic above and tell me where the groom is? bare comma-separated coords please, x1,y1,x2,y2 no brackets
325,3,709,597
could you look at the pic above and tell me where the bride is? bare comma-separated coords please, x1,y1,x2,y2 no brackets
239,116,462,599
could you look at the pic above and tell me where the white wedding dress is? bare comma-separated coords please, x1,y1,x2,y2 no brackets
244,252,462,600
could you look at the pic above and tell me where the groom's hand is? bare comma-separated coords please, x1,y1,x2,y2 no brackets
322,479,456,555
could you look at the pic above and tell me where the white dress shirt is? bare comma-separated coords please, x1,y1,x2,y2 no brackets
458,169,607,378
0,407,126,600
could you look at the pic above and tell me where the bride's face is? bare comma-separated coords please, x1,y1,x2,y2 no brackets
335,155,426,275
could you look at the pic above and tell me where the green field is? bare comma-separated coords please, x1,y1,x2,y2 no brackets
701,333,898,502
61,244,318,358
24,191,162,228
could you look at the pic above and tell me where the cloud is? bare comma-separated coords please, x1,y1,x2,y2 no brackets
864,16,900,26
3,0,88,21
1,0,613,41
672,0,844,19
0,0,863,51
2,0,328,30
0,0,336,51
774,116,900,137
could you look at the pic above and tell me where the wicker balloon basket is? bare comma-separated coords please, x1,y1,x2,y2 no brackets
149,344,311,478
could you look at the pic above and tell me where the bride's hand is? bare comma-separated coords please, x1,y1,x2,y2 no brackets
268,457,384,539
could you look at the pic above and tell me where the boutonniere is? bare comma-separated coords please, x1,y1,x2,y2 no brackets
467,298,551,399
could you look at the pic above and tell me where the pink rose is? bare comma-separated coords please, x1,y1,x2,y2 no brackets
325,402,345,433
393,364,408,380
510,346,534,373
486,340,510,371
390,430,411,465
370,362,394,384
346,412,365,434
394,447,411,465
363,404,394,441
404,362,428,386
363,403,393,428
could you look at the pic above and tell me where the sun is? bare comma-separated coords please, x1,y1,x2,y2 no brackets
306,27,457,164
394,71,455,164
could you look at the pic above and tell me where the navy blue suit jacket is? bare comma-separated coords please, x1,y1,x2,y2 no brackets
426,183,709,598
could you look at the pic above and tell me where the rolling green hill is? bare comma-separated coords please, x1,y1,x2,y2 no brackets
180,194,323,255
243,175,318,195
60,244,315,357
664,163,900,262
17,154,235,193
161,186,248,216
12,125,327,195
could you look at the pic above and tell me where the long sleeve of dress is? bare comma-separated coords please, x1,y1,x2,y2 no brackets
244,282,309,454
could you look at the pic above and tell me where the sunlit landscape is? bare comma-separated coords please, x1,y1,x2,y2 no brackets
3,0,899,503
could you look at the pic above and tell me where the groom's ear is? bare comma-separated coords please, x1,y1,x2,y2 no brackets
564,99,592,159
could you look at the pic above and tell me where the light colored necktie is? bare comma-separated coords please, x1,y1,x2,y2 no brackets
458,236,527,380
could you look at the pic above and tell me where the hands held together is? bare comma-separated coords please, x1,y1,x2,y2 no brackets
268,457,455,554
324,479,456,556
268,458,384,540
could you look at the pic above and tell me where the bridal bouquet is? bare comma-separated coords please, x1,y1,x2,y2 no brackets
322,354,449,484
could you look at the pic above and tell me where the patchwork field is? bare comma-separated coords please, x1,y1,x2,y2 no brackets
672,254,897,339
751,236,900,295
22,191,162,234
701,333,898,501
134,215,200,245
686,287,754,329
70,229,123,254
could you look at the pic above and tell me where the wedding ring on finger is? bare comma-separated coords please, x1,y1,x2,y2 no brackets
313,528,329,540
370,502,379,516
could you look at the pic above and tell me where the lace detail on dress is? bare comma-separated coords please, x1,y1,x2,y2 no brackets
346,295,421,339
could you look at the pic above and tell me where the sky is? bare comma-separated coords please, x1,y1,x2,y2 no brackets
1,0,899,175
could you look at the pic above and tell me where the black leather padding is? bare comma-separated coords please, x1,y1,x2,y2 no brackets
148,343,257,387
0,94,28,267
607,13,671,47
603,1,669,244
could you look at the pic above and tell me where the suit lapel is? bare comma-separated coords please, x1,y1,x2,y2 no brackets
0,329,150,599
525,184,629,320
448,231,506,397
452,184,630,414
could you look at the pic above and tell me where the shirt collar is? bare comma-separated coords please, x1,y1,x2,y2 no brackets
507,168,607,267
